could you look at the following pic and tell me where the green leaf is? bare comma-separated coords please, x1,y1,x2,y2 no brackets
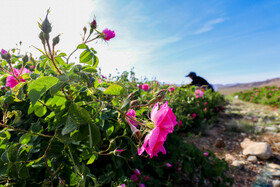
69,103,92,124
82,67,97,73
1,151,8,163
19,134,32,144
18,165,30,179
104,84,124,95
80,49,94,64
31,121,41,133
77,44,87,49
6,163,17,178
49,81,66,95
62,115,79,135
88,123,100,147
8,145,19,162
87,154,96,165
92,55,99,68
28,76,59,106
55,56,66,66
34,106,47,117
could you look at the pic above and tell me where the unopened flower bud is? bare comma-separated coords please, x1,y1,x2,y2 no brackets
90,18,97,30
83,26,87,34
52,34,60,46
41,12,52,34
43,33,49,41
39,32,46,45
0,49,8,59
22,54,29,63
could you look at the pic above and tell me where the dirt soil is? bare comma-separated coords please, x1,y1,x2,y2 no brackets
183,99,280,186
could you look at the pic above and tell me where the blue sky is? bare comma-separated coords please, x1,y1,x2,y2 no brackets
1,0,280,84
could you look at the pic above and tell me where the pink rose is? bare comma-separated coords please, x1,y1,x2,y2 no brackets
192,113,197,118
204,102,207,105
6,68,31,89
138,102,177,158
101,75,107,79
1,49,7,55
119,184,125,187
102,28,115,41
115,149,123,154
178,120,183,127
195,89,204,98
134,169,141,176
139,184,146,187
138,85,142,89
203,152,209,156
141,84,149,91
166,163,172,167
168,87,175,92
143,176,150,181
97,78,102,83
126,109,138,127
130,174,138,182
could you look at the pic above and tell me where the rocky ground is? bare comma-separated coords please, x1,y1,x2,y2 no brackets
184,98,280,187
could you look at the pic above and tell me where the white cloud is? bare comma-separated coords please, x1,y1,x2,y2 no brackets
194,18,225,34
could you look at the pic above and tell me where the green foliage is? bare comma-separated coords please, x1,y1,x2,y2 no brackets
0,11,233,186
235,86,280,108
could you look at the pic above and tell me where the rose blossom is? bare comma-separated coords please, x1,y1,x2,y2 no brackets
166,163,172,167
102,28,115,41
139,184,146,187
1,49,7,55
119,184,125,187
168,87,175,92
134,169,141,176
195,89,204,98
203,152,209,156
6,68,31,89
138,102,177,158
115,149,123,154
192,113,197,118
178,120,183,127
143,176,150,181
130,174,138,182
126,109,138,127
141,84,149,91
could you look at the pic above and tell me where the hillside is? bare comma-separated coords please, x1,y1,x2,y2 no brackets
217,77,280,95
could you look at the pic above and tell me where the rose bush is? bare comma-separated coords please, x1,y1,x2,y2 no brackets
0,11,233,186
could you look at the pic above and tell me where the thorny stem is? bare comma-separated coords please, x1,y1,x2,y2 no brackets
67,145,81,183
0,122,52,138
46,39,62,75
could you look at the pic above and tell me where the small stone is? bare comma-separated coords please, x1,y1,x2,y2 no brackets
232,160,245,167
272,180,280,187
215,138,225,148
272,171,280,178
265,126,277,132
267,163,280,170
225,154,235,162
243,142,273,160
241,138,252,149
247,156,257,163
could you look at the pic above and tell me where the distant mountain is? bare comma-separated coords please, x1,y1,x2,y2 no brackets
216,77,280,95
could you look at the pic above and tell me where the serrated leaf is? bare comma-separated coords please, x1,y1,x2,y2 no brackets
69,103,92,125
62,116,79,135
104,84,124,95
80,49,94,64
28,76,59,106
